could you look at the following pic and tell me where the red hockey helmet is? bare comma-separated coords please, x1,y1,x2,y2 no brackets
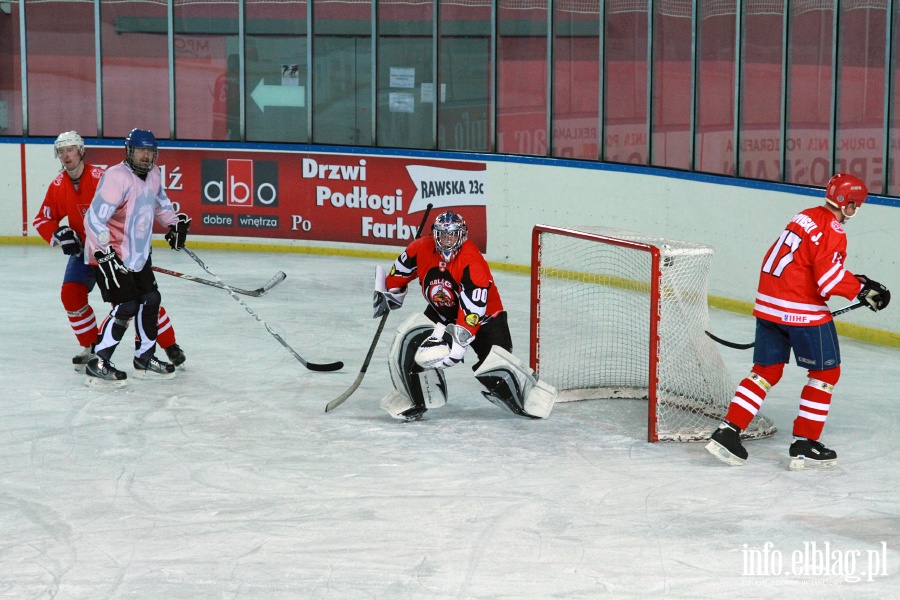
825,173,867,210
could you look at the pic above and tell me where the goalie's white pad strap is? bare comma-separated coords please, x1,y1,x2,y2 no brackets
385,314,448,416
474,346,558,419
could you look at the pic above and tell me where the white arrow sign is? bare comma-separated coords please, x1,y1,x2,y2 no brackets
250,80,305,112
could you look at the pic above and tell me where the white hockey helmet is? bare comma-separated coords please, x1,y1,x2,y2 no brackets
53,130,85,159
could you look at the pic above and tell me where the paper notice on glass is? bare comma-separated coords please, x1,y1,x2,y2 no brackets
281,64,299,86
389,92,415,113
390,67,415,89
421,83,434,104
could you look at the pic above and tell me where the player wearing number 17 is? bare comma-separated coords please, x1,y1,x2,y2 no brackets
82,129,193,387
706,173,890,470
372,210,558,421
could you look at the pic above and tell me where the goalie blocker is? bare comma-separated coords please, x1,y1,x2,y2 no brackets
380,314,557,420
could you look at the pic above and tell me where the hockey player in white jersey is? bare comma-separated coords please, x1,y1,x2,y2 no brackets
82,129,192,387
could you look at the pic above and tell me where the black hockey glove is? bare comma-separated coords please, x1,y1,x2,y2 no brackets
94,247,128,290
52,226,83,256
372,264,407,318
165,213,191,250
373,288,407,319
857,275,891,312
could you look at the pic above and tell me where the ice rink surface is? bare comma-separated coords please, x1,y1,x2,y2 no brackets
1,245,898,599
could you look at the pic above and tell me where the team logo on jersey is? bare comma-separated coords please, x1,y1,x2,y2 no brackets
465,313,480,327
428,280,455,307
831,220,845,234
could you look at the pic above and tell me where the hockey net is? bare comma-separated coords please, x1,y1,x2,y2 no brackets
530,225,776,442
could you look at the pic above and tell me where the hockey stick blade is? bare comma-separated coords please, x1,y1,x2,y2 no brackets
705,300,867,350
181,247,343,371
153,266,286,297
325,312,388,412
326,203,434,413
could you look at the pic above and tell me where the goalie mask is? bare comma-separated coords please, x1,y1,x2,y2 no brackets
124,128,158,176
54,130,84,160
432,210,468,262
825,173,867,221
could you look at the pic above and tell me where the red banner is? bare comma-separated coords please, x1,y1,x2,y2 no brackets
89,148,489,250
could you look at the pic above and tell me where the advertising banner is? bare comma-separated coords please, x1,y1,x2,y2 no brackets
88,147,489,250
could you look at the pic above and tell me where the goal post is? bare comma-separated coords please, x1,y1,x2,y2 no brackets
530,224,776,442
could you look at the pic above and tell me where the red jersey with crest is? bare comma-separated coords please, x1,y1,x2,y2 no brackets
32,163,105,244
753,205,862,326
385,236,504,338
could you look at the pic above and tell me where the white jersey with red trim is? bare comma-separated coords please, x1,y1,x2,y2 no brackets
753,205,862,326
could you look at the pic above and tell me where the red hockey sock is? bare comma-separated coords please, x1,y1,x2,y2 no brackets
724,363,785,430
61,282,98,347
156,305,176,349
793,366,840,440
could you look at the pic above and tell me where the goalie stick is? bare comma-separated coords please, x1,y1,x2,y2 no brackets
182,247,344,372
152,266,286,297
705,300,866,350
325,204,434,413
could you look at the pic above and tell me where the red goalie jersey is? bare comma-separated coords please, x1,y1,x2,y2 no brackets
385,236,504,339
753,205,863,326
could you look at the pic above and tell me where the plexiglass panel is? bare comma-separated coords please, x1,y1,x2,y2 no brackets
651,2,691,169
174,0,239,140
835,3,887,193
246,0,307,143
785,3,834,186
498,0,547,156
439,0,490,152
604,1,648,164
26,1,96,137
695,1,736,175
101,1,170,139
739,3,785,181
553,0,599,159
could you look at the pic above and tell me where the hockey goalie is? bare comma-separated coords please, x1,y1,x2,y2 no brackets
372,210,558,421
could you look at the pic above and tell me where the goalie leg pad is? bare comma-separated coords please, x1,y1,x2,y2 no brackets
383,314,448,420
474,346,558,419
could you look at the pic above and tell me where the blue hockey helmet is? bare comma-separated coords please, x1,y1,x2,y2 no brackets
432,210,468,262
124,128,158,175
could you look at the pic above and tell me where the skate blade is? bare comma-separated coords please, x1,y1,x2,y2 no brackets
84,376,127,389
132,370,176,380
705,439,746,466
74,363,87,372
789,456,837,471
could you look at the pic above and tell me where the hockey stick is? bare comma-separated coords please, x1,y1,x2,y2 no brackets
325,204,434,412
182,246,344,372
152,265,286,297
704,300,866,350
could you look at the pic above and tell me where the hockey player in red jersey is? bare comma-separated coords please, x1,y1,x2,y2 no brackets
372,210,557,421
32,131,187,373
706,173,890,470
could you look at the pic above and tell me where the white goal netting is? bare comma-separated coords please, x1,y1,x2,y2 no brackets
531,225,776,442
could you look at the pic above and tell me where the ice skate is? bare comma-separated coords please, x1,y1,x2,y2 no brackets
85,357,127,388
788,439,837,470
164,343,186,367
72,344,95,371
705,421,748,466
133,355,176,380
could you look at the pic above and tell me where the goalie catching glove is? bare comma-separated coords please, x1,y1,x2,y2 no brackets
857,275,891,312
372,264,408,318
165,213,191,250
52,226,83,256
94,247,128,290
414,323,472,370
